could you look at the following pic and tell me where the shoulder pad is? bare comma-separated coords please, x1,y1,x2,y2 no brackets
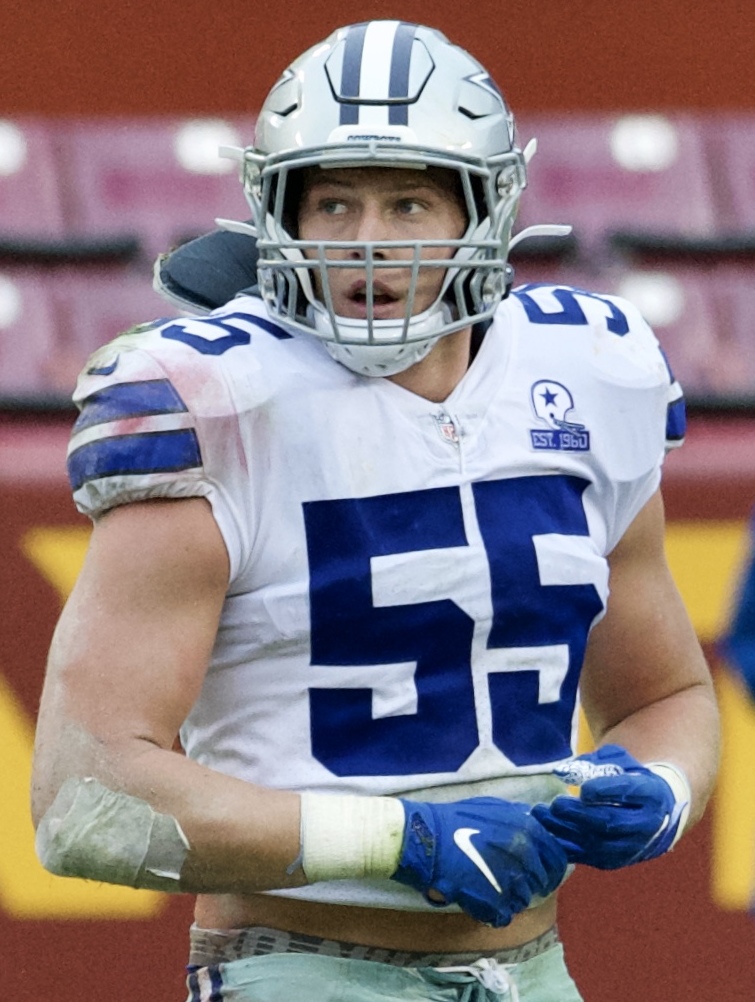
154,227,259,313
509,282,686,450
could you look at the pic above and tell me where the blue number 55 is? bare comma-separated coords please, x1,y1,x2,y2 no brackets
303,475,604,777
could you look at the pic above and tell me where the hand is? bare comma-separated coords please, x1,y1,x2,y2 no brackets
391,797,568,928
530,744,691,870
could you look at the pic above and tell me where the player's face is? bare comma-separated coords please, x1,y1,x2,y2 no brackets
296,167,467,321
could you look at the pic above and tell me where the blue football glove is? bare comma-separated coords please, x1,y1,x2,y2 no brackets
392,797,568,928
530,744,691,871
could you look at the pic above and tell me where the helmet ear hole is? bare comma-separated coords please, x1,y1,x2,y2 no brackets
469,175,487,229
281,169,306,237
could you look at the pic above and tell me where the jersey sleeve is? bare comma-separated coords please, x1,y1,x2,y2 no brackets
606,291,687,454
516,283,686,552
66,332,253,582
594,291,685,549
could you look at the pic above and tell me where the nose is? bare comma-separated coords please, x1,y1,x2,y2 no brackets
348,202,391,258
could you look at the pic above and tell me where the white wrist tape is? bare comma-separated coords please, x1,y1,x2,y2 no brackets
646,761,692,849
299,792,405,883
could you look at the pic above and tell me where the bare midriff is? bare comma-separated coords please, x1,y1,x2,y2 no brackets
193,890,559,952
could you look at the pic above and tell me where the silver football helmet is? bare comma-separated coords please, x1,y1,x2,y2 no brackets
221,21,532,376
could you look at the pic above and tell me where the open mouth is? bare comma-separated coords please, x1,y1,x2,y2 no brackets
348,280,399,305
344,281,402,318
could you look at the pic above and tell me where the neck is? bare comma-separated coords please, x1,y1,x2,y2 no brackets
386,327,473,402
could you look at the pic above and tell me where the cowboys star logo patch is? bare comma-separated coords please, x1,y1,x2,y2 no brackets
529,379,590,452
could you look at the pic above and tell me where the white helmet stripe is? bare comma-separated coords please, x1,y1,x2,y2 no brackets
338,21,418,127
360,21,401,101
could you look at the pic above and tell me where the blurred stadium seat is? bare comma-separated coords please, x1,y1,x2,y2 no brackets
1,111,754,411
0,118,67,242
56,116,255,264
0,266,181,404
516,113,718,259
0,269,62,400
704,265,755,399
708,115,755,232
47,267,182,396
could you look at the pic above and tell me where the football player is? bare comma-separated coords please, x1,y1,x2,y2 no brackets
31,21,720,1002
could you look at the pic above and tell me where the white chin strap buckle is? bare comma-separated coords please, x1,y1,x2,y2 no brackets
312,302,452,377
324,338,438,377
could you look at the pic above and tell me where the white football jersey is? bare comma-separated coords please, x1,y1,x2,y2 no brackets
67,283,684,909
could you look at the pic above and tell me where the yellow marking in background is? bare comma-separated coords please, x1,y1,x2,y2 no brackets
666,520,753,909
0,526,165,919
712,670,755,909
664,520,748,643
21,525,91,598
0,672,165,919
578,520,752,905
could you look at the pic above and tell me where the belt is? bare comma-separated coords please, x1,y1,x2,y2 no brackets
188,922,559,969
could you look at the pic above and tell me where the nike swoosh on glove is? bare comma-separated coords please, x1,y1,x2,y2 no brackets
530,744,691,870
392,797,568,928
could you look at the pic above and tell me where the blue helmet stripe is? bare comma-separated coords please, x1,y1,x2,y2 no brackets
339,22,368,124
68,429,202,492
388,22,417,125
73,379,188,434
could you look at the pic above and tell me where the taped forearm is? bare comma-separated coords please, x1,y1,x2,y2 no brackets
35,778,405,893
35,776,190,891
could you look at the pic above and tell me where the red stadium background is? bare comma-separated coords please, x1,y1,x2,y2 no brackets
2,1,755,999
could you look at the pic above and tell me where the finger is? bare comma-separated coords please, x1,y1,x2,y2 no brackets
541,797,637,838
457,888,513,928
579,775,654,806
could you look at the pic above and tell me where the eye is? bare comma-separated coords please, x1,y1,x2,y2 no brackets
320,198,348,215
395,198,424,216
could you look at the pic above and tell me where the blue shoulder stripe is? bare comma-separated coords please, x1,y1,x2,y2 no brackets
68,429,201,492
244,314,294,340
74,379,188,434
666,395,687,444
